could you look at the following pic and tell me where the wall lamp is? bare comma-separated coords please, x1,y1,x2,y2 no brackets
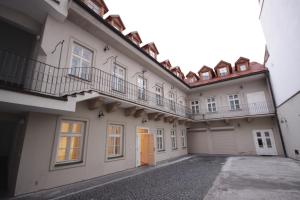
142,118,148,123
104,45,110,52
98,111,105,118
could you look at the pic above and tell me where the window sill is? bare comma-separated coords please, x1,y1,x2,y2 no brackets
172,148,178,151
105,155,125,162
182,147,187,149
157,149,166,153
51,160,85,171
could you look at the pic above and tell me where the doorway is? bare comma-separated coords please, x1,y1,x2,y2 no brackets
253,129,278,155
136,127,155,167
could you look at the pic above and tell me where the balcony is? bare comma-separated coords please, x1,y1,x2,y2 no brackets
192,101,275,121
0,50,192,118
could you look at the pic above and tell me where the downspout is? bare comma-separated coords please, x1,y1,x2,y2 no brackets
266,71,287,157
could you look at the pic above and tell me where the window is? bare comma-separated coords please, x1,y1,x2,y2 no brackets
70,42,93,80
219,67,228,77
112,64,126,93
228,94,240,110
107,124,124,159
155,85,163,106
191,100,200,114
137,76,147,100
189,77,197,83
169,92,176,111
171,130,177,150
86,0,100,14
55,120,86,165
149,49,156,58
202,72,210,80
156,129,164,151
207,97,217,113
181,129,187,148
240,64,247,71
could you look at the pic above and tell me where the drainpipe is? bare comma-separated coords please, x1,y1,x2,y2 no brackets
266,71,287,157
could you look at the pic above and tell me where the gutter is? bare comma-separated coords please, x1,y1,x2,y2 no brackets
266,71,287,157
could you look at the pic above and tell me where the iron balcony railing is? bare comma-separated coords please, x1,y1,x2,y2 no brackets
0,50,192,118
191,101,275,120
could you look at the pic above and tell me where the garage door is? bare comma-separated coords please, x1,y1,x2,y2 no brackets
211,132,237,154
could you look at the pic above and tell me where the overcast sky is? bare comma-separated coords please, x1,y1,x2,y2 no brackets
105,0,266,74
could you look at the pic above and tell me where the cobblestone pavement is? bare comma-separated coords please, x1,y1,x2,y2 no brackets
60,156,226,200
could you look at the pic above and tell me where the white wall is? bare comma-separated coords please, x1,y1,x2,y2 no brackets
260,0,300,106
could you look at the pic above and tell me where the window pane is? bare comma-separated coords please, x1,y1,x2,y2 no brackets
264,132,270,137
82,49,92,61
60,122,70,133
73,45,82,56
71,56,80,68
266,138,272,148
258,138,263,147
70,136,80,148
72,123,82,134
70,148,80,160
256,132,261,137
57,149,67,162
59,136,68,149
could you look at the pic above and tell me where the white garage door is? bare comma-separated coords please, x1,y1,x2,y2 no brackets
211,132,237,155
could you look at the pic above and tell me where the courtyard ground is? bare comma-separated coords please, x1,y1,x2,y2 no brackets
12,156,300,200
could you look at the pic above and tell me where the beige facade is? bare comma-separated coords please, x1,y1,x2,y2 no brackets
15,102,187,195
0,0,285,197
188,117,283,155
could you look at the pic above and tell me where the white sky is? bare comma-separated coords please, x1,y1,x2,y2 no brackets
105,0,266,75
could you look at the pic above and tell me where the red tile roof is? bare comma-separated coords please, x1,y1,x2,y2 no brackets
126,31,142,44
189,61,267,87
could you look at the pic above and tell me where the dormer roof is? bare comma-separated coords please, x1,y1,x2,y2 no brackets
142,42,159,54
214,60,232,73
186,71,199,80
83,0,109,16
171,66,185,80
126,31,142,45
198,65,216,77
234,57,250,71
160,59,172,69
105,15,126,32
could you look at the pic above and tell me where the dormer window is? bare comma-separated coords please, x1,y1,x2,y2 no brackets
202,72,210,80
240,64,247,71
149,49,156,58
219,67,228,77
132,38,139,46
87,0,100,14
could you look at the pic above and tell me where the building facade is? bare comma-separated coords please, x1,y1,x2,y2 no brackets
259,0,300,160
0,0,284,196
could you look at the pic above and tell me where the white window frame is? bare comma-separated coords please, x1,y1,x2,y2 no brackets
171,129,177,150
69,42,93,80
207,97,217,113
106,124,124,159
202,72,210,80
52,118,88,169
191,100,200,114
181,129,187,148
219,67,228,77
155,85,164,106
149,49,156,58
156,129,165,151
112,64,126,93
240,64,247,71
228,94,241,110
137,76,147,100
86,0,100,14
